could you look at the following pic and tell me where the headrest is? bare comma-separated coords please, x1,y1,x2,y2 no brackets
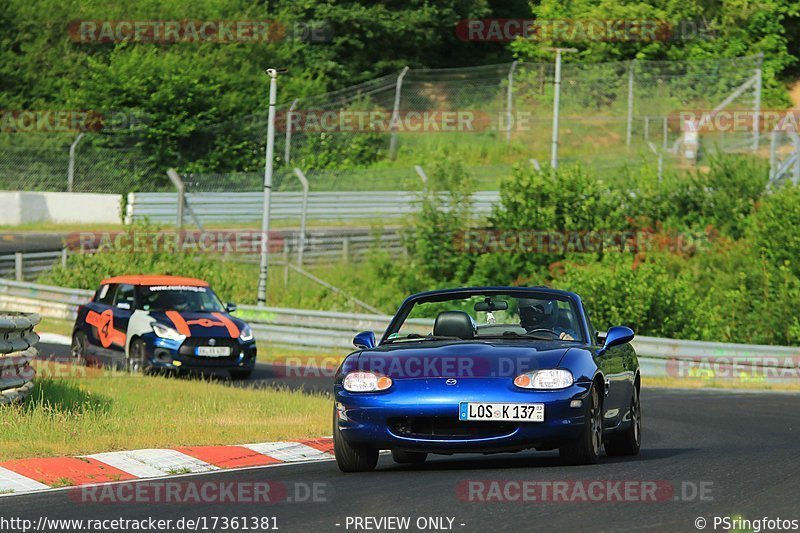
433,311,476,339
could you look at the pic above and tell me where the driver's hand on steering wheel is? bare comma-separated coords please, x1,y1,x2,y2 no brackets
559,332,574,341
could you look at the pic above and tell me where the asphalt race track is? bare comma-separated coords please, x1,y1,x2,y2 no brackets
8,344,800,532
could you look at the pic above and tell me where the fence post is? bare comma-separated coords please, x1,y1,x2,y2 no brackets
626,59,636,148
284,98,299,165
342,235,350,262
506,61,518,142
389,66,410,160
769,130,777,180
549,48,576,170
166,169,184,231
644,116,650,142
753,53,763,151
14,252,23,281
67,132,85,193
283,243,290,285
61,248,68,269
293,168,309,266
414,165,428,191
663,117,668,151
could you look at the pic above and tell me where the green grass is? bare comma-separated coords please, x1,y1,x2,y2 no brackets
0,363,331,461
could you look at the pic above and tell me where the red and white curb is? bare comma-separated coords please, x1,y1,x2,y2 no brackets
0,438,333,495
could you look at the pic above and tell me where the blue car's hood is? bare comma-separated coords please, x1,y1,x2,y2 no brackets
150,310,244,339
345,340,582,380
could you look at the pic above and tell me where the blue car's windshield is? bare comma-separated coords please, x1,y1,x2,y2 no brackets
136,285,226,312
388,293,584,343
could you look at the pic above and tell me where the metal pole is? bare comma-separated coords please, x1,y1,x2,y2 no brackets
644,116,650,142
257,69,279,307
548,48,576,169
166,169,184,232
626,59,635,148
14,252,23,281
769,129,778,180
794,134,800,185
293,168,309,266
284,98,299,165
414,165,428,191
67,132,85,192
753,53,763,151
506,61,518,142
389,66,410,160
663,117,668,151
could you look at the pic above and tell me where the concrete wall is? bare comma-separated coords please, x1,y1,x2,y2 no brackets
0,191,122,225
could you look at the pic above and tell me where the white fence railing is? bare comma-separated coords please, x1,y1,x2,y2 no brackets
125,191,500,224
3,278,797,382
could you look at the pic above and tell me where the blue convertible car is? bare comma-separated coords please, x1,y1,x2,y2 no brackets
333,287,640,472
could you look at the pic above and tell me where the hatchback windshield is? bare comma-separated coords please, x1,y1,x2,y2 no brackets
389,292,584,343
137,285,225,313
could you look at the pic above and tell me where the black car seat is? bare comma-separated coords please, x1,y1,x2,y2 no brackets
433,311,476,339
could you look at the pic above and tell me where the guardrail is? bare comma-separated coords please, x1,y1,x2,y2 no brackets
126,191,500,225
3,278,798,382
0,312,39,404
0,250,66,281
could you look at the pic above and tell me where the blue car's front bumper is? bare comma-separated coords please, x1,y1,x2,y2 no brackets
140,332,257,371
334,378,591,453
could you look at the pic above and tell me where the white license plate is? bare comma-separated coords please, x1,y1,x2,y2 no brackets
195,346,231,357
459,402,544,422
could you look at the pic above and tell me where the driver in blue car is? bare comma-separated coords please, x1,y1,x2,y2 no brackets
518,298,577,341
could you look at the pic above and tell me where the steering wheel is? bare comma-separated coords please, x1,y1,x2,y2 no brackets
525,328,560,339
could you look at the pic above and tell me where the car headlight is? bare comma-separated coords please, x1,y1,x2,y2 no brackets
343,371,392,392
239,324,254,342
514,369,574,389
151,322,186,342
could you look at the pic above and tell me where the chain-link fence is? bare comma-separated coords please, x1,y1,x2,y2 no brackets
0,54,765,194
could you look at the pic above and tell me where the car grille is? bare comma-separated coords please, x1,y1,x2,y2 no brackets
388,416,517,440
179,337,240,359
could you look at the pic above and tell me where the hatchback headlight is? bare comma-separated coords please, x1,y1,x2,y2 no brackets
151,322,186,342
239,324,254,342
514,369,574,389
343,371,393,392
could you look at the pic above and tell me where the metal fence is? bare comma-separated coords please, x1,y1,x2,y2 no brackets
0,312,39,405
3,278,798,382
0,251,66,281
126,190,500,225
1,55,766,195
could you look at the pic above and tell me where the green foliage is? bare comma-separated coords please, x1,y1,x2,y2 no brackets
511,0,798,105
746,183,800,278
402,158,476,283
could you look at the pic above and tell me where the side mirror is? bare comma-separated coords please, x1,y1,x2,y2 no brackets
226,302,237,313
116,302,131,310
599,326,634,355
353,331,376,350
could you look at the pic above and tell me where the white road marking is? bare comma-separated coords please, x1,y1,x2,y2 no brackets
242,442,332,462
84,449,218,478
0,466,50,493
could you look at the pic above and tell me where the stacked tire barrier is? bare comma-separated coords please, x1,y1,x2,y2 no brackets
0,312,39,405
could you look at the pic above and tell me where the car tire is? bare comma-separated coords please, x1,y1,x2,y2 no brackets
604,386,641,457
229,369,253,380
127,338,152,375
559,384,602,465
333,409,378,472
391,450,427,464
71,331,89,366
